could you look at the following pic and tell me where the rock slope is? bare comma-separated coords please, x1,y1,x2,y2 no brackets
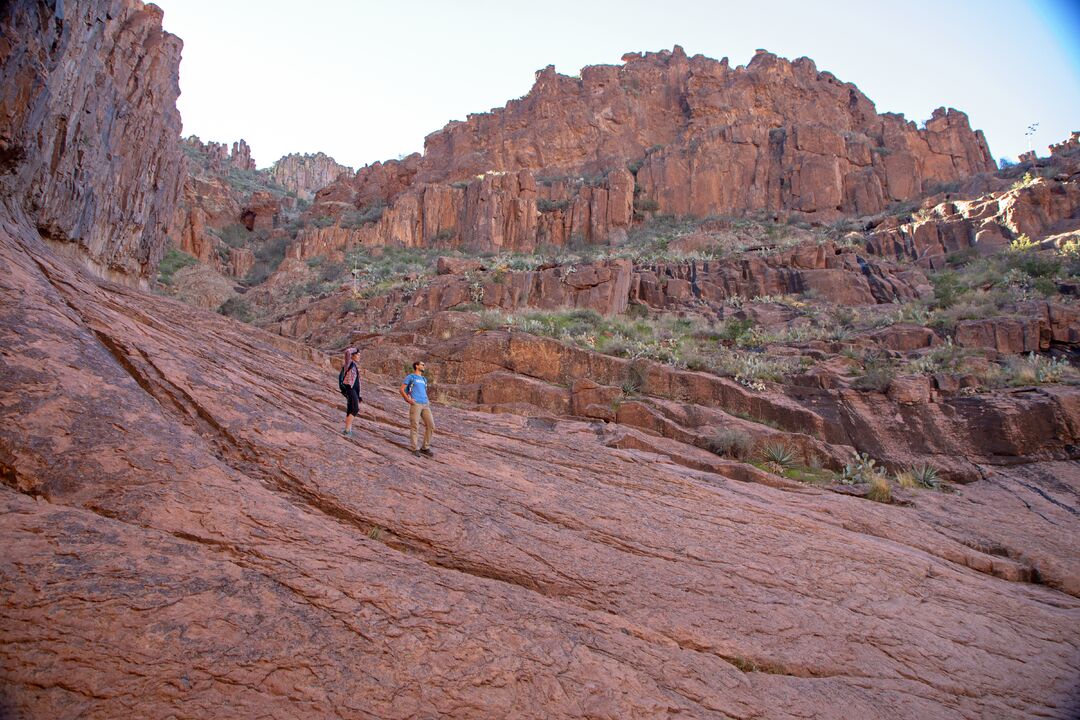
3,212,1080,719
1,2,1078,717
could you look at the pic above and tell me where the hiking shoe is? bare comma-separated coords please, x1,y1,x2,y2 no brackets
420,447,434,457
342,430,353,437
412,450,422,458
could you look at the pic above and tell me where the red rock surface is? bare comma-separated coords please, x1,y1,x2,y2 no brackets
2,4,1079,717
268,152,354,200
0,0,184,285
304,47,994,257
3,222,1080,718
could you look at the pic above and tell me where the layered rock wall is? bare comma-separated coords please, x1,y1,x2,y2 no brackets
307,47,995,257
0,0,184,284
268,152,353,200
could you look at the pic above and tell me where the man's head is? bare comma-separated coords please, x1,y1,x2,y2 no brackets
413,360,426,374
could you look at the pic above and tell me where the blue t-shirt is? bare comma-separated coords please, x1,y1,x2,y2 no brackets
404,373,429,403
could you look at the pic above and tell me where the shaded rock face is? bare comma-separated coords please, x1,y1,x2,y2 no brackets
0,0,184,285
268,151,353,200
306,47,993,256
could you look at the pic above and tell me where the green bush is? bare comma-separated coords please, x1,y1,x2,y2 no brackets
218,223,251,248
341,203,385,228
217,297,252,323
705,428,754,460
157,246,197,285
537,198,571,213
931,270,962,309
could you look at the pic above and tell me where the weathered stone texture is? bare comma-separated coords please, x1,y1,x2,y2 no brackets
0,0,185,284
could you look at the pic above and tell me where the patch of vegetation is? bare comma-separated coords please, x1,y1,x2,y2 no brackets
759,442,797,473
217,297,253,323
704,428,754,460
537,198,571,213
217,223,251,248
866,474,893,504
851,352,895,392
341,203,386,228
841,451,879,485
244,235,290,286
157,246,197,285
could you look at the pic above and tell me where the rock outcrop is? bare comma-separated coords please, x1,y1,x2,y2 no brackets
0,0,184,285
268,152,353,200
302,47,994,258
2,6,1079,717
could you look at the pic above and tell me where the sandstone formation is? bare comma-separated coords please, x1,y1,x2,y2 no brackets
268,151,354,200
1,3,1079,718
4,213,1080,719
0,0,184,285
299,47,994,258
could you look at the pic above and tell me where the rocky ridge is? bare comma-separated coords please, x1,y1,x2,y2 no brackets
297,47,994,258
0,2,1078,718
268,151,353,200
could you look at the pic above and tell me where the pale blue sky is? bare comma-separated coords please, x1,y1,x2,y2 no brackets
156,0,1080,171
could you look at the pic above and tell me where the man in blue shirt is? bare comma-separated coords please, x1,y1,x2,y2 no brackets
400,360,435,457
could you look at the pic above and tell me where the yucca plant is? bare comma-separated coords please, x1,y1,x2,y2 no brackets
908,463,941,489
759,442,797,473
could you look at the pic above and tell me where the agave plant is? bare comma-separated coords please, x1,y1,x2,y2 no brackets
759,442,797,472
907,463,941,489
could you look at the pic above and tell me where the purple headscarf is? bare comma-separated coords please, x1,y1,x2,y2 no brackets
343,347,360,389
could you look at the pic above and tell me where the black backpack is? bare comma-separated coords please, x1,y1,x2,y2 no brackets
338,362,356,396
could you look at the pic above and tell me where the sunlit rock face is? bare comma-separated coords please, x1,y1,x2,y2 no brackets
304,46,994,256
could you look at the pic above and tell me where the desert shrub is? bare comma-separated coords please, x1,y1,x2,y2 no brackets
831,307,857,328
866,474,893,503
759,442,797,471
931,270,962,309
634,197,660,214
852,352,895,392
312,215,335,228
895,470,919,489
478,310,508,330
908,463,941,489
1005,353,1073,385
537,198,571,213
622,361,649,395
157,246,197,285
340,203,386,228
1011,172,1037,191
217,297,252,323
319,261,345,283
719,317,754,343
218,223,251,248
705,428,754,460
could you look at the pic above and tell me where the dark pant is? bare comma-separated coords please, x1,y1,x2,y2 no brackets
345,387,360,416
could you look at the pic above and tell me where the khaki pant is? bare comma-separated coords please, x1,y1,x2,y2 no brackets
409,402,434,450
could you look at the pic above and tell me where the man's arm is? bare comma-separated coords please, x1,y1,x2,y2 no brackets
400,381,415,404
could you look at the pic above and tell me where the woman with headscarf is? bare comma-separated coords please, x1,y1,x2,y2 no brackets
340,347,362,436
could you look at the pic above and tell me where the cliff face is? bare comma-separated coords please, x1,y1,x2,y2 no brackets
305,47,995,256
268,152,353,200
0,0,184,285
